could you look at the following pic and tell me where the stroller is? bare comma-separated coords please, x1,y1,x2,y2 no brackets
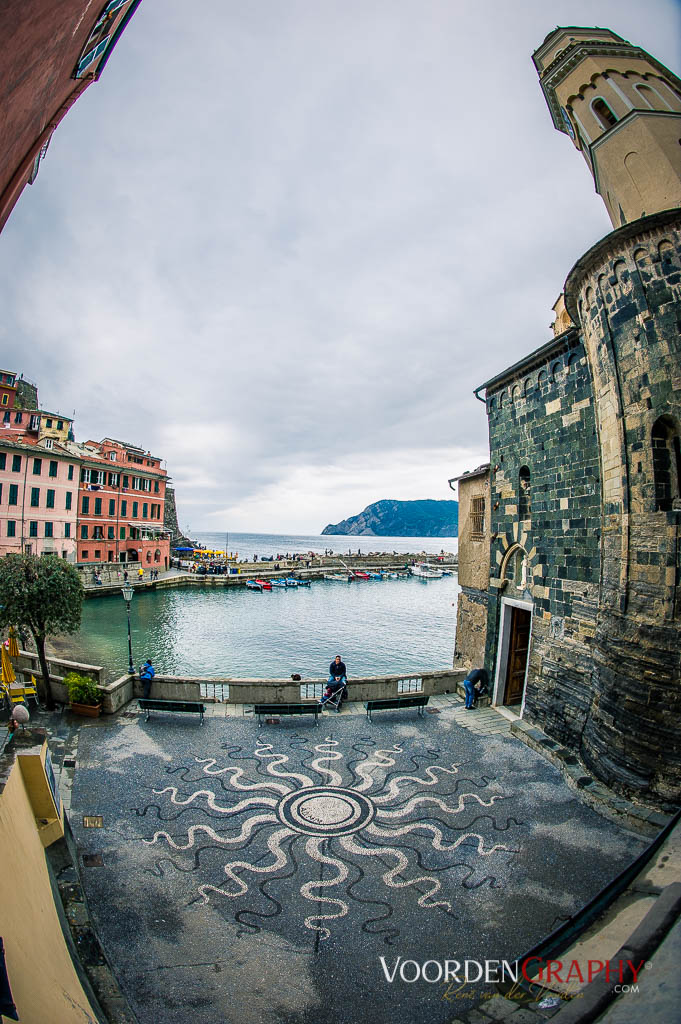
320,680,347,712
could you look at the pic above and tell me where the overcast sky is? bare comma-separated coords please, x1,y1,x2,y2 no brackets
1,0,679,533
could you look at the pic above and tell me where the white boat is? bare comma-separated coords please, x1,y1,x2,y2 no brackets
410,563,444,579
324,573,351,582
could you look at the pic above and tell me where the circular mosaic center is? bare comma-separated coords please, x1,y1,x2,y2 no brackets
277,787,375,836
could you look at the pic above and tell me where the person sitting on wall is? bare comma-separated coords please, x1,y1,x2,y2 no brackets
139,659,155,699
463,667,489,710
321,655,348,705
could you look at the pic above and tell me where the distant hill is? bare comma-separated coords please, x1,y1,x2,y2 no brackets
321,499,458,537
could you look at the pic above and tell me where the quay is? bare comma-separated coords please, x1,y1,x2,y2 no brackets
78,551,458,597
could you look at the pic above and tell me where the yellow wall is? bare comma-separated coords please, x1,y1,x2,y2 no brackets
0,739,99,1023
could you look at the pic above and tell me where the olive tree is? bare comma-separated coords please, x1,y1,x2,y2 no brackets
0,554,83,710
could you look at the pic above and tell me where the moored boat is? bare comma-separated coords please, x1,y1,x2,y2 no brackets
255,578,273,590
409,563,444,579
246,580,263,591
324,574,351,582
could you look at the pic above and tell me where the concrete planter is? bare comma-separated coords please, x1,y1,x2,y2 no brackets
70,702,102,718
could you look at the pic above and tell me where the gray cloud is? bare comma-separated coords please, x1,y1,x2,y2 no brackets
1,0,679,531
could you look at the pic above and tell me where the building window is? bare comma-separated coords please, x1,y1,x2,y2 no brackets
132,501,138,518
65,523,71,538
93,526,104,539
46,489,55,508
65,492,72,510
94,497,102,515
123,475,129,488
30,487,40,507
2,412,9,424
81,525,88,539
45,522,53,538
592,97,618,129
14,412,22,424
143,503,148,519
8,484,18,505
44,439,53,450
108,526,115,539
110,452,117,460
121,500,127,517
11,454,21,472
7,520,16,537
470,496,485,538
0,453,5,470
57,420,63,430
49,460,58,477
519,466,531,520
1,394,7,406
29,521,38,537
81,468,91,483
652,416,681,511
108,472,119,486
82,496,90,514
109,499,116,516
29,414,39,431
68,464,74,480
120,527,125,539
142,478,151,492
33,458,42,475
45,418,52,428
154,480,159,493
94,549,101,560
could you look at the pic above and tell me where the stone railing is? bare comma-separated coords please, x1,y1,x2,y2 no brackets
99,668,468,714
15,651,105,704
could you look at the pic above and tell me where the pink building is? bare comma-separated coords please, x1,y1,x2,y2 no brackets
0,436,79,560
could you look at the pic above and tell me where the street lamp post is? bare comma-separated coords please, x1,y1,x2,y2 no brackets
121,582,135,675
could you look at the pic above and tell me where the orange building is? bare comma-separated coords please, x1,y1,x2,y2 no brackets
69,437,170,567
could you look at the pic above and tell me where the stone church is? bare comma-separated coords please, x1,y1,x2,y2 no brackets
453,27,681,808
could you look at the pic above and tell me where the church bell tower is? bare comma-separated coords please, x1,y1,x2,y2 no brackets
533,27,681,227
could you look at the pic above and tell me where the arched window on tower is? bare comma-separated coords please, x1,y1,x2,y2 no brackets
592,97,618,130
652,416,681,511
519,466,531,521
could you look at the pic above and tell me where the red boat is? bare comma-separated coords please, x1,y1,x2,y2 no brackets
255,578,272,590
352,571,370,580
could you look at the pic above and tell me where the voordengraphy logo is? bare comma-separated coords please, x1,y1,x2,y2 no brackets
379,957,648,987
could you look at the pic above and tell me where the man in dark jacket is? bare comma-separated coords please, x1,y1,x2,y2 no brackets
463,667,489,710
321,655,347,705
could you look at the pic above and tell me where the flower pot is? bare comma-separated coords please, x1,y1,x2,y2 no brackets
70,702,102,718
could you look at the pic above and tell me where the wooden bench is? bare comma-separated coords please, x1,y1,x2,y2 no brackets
365,694,430,722
254,703,319,726
138,698,205,724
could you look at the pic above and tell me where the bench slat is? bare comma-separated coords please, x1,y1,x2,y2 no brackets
138,698,205,724
254,703,319,725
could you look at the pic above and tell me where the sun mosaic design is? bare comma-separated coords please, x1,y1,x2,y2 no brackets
141,736,520,942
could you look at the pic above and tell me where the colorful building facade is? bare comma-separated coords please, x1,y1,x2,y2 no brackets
71,438,170,567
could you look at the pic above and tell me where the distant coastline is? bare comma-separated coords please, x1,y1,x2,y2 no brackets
322,499,459,537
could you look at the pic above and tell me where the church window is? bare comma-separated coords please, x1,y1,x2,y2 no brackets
592,98,618,129
519,466,531,520
652,416,681,512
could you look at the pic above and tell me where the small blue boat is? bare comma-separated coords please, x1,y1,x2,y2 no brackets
270,578,287,588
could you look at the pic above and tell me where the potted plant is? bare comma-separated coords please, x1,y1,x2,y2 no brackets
64,671,102,717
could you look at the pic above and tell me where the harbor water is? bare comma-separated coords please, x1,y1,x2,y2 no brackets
62,533,460,681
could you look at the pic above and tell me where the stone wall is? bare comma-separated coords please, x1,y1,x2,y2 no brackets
564,210,681,804
484,327,602,748
453,467,490,671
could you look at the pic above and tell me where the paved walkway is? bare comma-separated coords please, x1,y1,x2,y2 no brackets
46,699,649,1024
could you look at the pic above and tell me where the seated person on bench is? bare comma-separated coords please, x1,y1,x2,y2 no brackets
139,659,155,699
320,655,347,704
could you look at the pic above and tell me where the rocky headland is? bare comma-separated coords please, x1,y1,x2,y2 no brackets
322,499,458,537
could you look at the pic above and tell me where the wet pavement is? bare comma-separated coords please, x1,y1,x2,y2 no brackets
63,704,648,1024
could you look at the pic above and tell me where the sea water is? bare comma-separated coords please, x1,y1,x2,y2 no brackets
189,531,458,560
65,534,459,681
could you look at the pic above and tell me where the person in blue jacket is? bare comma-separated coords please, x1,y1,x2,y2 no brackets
139,659,155,699
321,655,347,704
